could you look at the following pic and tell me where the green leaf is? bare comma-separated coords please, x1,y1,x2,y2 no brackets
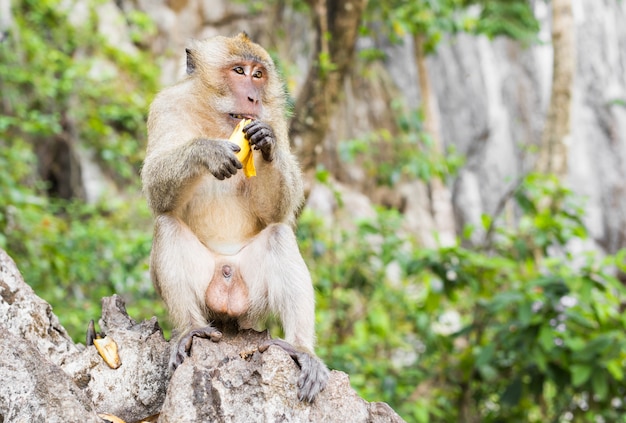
564,336,586,352
478,364,498,381
500,377,523,406
570,364,592,387
591,371,609,400
517,302,532,326
606,360,624,381
531,346,548,372
538,325,554,352
480,213,492,231
475,344,495,368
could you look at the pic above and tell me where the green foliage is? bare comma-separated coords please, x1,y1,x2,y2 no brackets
467,0,540,43
339,104,464,186
609,98,626,108
0,0,158,183
0,0,163,340
363,0,539,54
299,173,626,422
317,50,339,79
2,3,624,423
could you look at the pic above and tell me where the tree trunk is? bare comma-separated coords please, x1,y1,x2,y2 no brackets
0,0,12,42
535,0,574,178
290,0,367,172
414,33,456,246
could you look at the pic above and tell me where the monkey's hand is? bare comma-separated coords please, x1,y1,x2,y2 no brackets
259,339,330,402
199,140,243,180
170,325,223,371
243,120,275,162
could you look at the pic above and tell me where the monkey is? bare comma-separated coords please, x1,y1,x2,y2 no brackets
140,33,329,402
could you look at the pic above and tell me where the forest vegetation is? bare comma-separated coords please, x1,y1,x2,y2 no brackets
1,0,626,422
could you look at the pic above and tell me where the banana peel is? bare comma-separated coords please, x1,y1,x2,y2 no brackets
93,336,122,369
229,118,256,178
98,413,158,423
98,413,126,423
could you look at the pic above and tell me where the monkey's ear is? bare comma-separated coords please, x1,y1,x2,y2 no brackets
238,31,250,41
186,48,196,75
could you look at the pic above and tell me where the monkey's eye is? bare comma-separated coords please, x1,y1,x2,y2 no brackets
233,66,245,75
252,70,263,79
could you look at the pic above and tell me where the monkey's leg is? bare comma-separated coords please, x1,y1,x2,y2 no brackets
240,223,330,401
151,214,223,370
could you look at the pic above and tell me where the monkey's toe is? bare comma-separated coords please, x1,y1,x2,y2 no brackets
169,325,223,371
296,352,329,402
259,338,297,358
259,339,329,402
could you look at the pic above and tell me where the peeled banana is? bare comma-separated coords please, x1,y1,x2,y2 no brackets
229,118,256,178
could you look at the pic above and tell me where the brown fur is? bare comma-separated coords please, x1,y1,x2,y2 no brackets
141,36,327,402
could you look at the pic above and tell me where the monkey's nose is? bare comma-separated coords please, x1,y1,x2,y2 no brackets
247,96,258,103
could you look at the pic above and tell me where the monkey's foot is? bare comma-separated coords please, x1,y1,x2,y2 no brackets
259,339,330,402
170,325,223,371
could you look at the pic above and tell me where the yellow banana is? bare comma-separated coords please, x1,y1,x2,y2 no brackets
229,118,256,178
93,336,122,369
98,413,126,423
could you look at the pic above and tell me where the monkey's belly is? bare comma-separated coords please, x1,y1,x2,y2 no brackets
184,180,262,254
205,261,250,318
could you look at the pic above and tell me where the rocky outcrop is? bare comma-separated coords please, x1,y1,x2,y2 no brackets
0,248,404,423
424,2,626,252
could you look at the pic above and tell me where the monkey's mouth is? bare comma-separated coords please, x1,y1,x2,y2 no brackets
229,113,257,121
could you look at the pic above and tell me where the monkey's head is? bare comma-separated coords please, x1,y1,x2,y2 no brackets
185,33,285,131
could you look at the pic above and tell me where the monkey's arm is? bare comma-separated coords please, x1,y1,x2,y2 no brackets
242,121,304,225
141,139,242,214
248,148,304,225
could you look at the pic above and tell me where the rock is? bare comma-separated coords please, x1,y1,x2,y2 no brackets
0,248,79,367
0,329,101,423
159,327,404,423
0,248,406,422
62,295,170,422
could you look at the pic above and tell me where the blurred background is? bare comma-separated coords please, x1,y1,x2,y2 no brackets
1,0,626,421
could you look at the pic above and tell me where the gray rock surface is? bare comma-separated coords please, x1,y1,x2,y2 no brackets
0,248,405,423
0,248,79,367
159,328,403,423
424,1,626,252
62,296,170,422
0,329,101,423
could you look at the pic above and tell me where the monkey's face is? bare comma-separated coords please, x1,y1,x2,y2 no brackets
185,34,282,134
224,60,267,129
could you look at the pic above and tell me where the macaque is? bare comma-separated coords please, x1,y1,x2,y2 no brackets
140,33,328,401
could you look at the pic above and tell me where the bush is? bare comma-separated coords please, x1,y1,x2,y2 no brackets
0,0,164,340
298,174,626,422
